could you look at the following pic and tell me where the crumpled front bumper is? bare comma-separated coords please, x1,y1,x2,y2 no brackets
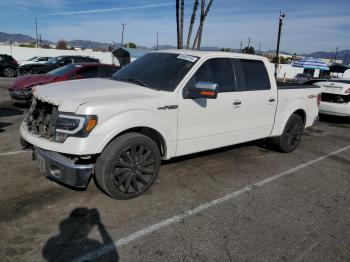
8,88,32,101
34,147,94,188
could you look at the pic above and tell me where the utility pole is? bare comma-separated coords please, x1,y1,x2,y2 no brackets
39,34,42,48
156,32,159,50
275,11,286,79
247,37,251,49
258,42,261,55
35,18,38,48
239,40,242,53
121,23,126,48
334,47,339,63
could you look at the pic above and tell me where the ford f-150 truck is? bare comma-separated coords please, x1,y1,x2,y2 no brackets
20,50,321,199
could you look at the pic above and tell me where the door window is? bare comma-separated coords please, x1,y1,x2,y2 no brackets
186,58,236,93
237,59,270,91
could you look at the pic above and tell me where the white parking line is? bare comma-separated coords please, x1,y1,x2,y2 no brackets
0,150,27,156
74,144,350,262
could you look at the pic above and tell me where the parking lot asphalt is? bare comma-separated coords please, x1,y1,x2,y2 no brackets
0,77,349,262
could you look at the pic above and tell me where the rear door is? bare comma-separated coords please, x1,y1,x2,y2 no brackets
232,59,276,138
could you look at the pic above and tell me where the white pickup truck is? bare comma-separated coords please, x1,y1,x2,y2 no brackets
20,50,321,199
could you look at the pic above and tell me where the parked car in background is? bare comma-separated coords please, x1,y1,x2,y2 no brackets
9,63,118,102
0,54,18,77
21,50,321,199
314,79,350,119
19,56,52,66
293,73,312,84
17,55,100,75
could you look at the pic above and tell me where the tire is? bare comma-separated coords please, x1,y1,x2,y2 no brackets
3,67,16,77
271,114,304,153
318,113,327,122
95,132,161,200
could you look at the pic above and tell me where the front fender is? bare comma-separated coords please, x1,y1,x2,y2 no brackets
92,109,177,159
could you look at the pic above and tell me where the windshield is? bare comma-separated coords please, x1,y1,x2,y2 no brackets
112,53,199,92
47,64,79,76
47,57,61,64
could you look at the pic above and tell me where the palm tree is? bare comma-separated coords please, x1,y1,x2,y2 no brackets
186,0,199,49
179,0,184,49
192,0,214,50
176,0,180,49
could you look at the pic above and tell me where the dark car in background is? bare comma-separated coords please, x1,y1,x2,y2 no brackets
17,55,100,75
0,54,18,77
9,63,119,102
293,73,312,84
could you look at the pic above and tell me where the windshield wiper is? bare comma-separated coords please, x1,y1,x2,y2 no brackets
118,78,160,90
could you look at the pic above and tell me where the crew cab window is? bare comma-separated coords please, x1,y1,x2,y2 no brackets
238,59,270,91
186,58,236,92
76,66,98,78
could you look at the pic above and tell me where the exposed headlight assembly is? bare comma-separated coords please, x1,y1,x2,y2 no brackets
54,114,98,143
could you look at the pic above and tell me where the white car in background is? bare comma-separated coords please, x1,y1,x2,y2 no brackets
314,79,350,118
19,56,52,66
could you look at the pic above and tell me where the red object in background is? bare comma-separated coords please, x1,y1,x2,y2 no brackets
8,63,119,101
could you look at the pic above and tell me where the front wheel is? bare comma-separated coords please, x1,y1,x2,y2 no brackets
95,133,161,200
3,67,16,77
271,114,304,153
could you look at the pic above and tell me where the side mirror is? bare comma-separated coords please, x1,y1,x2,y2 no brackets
187,81,218,99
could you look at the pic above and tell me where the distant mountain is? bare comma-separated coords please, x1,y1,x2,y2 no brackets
67,40,115,50
0,32,36,43
305,50,350,62
0,31,349,62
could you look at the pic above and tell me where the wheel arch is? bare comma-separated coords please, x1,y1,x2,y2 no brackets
96,125,170,159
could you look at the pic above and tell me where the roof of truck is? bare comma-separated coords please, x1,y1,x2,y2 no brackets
154,49,266,61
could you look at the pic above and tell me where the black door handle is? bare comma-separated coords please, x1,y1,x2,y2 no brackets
233,101,242,105
269,98,276,102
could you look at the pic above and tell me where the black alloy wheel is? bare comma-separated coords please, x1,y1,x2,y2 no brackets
112,144,157,194
95,132,161,200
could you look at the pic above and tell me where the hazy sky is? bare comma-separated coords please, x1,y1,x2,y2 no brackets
0,0,349,53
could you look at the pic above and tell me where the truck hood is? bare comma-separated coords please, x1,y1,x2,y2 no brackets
33,78,164,112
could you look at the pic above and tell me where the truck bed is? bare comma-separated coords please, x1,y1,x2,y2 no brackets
277,82,321,90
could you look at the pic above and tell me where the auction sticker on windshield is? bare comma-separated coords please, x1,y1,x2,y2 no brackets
177,54,198,63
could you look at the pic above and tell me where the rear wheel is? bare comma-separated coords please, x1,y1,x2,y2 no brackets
272,114,304,153
3,67,16,77
95,133,161,200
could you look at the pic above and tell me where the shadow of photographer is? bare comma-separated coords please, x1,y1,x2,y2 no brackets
43,208,118,262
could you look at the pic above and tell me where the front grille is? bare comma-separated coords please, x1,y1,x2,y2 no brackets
25,99,58,139
321,93,350,104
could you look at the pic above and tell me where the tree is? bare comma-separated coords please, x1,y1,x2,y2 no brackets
192,0,214,50
56,40,67,50
127,42,137,48
176,0,180,49
179,0,184,49
176,0,214,50
242,46,255,54
186,0,199,49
